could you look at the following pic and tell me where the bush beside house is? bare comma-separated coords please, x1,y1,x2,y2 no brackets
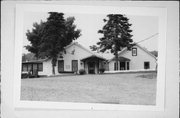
79,69,86,75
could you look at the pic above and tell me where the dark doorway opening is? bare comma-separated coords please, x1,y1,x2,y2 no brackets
72,60,78,72
120,62,126,70
88,62,95,74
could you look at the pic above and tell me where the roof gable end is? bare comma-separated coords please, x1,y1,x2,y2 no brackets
65,42,94,55
109,43,157,62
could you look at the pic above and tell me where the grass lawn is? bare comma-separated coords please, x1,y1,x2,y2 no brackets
21,72,157,105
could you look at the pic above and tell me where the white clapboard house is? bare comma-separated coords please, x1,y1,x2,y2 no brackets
22,42,157,76
22,42,107,76
108,44,157,72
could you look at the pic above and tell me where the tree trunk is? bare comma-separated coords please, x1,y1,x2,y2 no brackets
52,64,55,75
115,53,118,70
51,58,57,75
114,44,119,70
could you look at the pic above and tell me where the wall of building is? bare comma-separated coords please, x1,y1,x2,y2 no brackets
109,46,157,71
38,44,93,76
41,45,157,76
38,60,52,76
60,44,92,73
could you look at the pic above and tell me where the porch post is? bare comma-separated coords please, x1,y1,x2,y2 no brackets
125,61,127,70
117,61,119,70
98,59,99,74
84,61,87,74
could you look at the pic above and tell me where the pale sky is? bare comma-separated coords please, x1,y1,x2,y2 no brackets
23,12,158,57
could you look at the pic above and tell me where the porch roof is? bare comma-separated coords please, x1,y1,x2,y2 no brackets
111,56,131,62
81,54,107,62
22,59,47,64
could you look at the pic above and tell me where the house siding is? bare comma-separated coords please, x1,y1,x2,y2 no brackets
33,44,156,76
109,45,157,71
38,60,52,76
38,43,93,76
60,44,92,72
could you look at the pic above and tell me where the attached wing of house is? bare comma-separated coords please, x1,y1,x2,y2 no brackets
21,42,157,77
22,42,107,76
60,42,107,74
108,44,157,71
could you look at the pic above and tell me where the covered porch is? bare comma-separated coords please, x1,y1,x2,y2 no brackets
112,56,131,70
22,60,43,75
81,55,107,74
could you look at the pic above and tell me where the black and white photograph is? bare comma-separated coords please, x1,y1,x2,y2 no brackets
2,1,179,118
20,10,159,105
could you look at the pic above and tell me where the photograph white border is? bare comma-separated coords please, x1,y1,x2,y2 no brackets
14,4,167,111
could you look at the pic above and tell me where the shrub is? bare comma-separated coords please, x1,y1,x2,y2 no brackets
21,73,29,79
21,69,39,79
79,69,86,75
99,68,105,74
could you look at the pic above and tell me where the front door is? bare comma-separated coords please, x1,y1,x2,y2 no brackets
72,60,78,72
120,62,126,70
58,60,64,72
88,62,95,74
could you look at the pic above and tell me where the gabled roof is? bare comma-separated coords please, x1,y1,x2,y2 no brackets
135,44,157,59
109,43,157,62
81,54,107,61
65,42,94,55
111,56,130,61
65,42,106,60
22,42,104,64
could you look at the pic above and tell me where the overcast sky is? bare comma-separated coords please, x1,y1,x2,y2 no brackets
23,12,158,56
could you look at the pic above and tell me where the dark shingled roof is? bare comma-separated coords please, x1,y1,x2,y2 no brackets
81,55,107,61
111,56,130,61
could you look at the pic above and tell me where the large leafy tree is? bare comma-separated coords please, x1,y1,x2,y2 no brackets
26,12,81,75
65,17,81,44
25,21,45,59
22,53,36,62
96,14,133,64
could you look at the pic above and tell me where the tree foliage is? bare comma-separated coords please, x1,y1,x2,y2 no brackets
96,14,133,63
25,12,81,75
90,45,100,52
150,50,158,57
65,17,81,43
25,21,45,59
22,53,36,62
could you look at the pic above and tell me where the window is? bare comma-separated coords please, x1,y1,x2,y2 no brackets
114,62,118,70
38,63,43,71
127,62,129,70
144,62,150,69
132,48,137,56
22,64,28,71
33,64,38,71
27,64,32,71
114,62,116,70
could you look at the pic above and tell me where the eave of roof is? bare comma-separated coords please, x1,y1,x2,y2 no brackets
135,43,157,60
109,43,157,62
81,54,107,61
22,58,48,64
111,56,131,61
65,42,94,55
